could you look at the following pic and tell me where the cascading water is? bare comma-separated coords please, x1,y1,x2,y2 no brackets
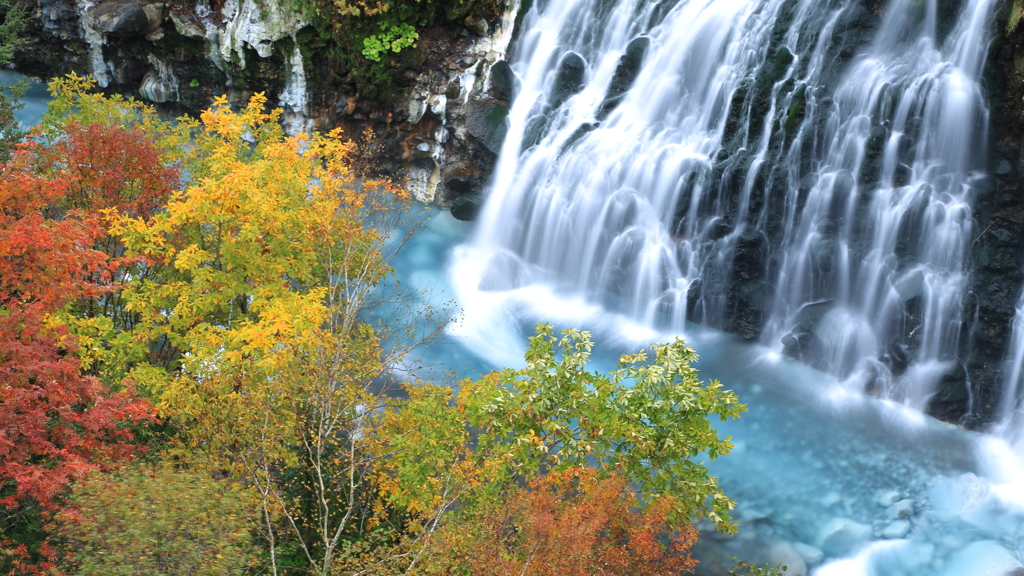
471,0,994,409
764,0,991,404
446,0,1024,573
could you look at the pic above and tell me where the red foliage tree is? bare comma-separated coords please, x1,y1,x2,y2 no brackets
0,137,158,572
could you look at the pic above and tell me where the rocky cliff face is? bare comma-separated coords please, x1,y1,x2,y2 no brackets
964,0,1024,427
13,0,518,209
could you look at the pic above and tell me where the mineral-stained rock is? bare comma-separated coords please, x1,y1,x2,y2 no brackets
86,0,162,38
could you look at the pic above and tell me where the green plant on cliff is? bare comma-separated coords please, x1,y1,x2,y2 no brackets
1011,0,1024,34
295,0,503,68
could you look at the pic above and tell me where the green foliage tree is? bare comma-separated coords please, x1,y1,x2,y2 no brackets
55,465,257,576
295,0,505,88
380,324,745,535
370,324,746,573
0,0,28,160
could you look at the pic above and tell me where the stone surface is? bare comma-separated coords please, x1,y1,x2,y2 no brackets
876,490,902,507
881,519,911,539
792,542,824,567
888,498,915,519
767,541,808,575
818,518,872,556
86,0,161,38
549,51,586,107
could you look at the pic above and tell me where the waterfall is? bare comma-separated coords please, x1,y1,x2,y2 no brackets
470,0,994,406
280,40,312,136
997,293,1024,445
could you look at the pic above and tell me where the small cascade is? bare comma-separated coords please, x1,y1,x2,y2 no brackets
138,54,180,103
279,39,311,136
76,0,111,88
996,292,1024,445
470,0,995,406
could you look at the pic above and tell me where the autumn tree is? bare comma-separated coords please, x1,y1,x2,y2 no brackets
39,74,187,391
423,467,699,576
0,136,156,573
55,464,257,576
372,324,745,573
102,91,450,576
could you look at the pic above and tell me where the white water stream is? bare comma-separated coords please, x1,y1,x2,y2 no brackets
440,0,1024,574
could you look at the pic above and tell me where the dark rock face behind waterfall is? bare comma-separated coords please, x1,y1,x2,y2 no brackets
971,3,1024,428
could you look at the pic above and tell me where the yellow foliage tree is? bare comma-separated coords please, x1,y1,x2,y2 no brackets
108,92,448,576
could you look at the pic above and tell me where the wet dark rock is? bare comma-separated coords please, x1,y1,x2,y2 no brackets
464,100,510,155
782,329,817,359
450,194,483,221
927,362,970,421
707,218,732,241
489,60,517,102
560,122,599,154
724,232,772,340
549,51,586,107
964,217,1024,425
887,342,911,373
783,83,807,143
86,0,162,38
597,36,649,119
858,123,888,188
521,103,552,151
796,300,834,333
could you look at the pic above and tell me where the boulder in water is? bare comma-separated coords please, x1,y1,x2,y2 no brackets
797,300,834,333
767,541,808,575
888,498,915,519
893,269,925,302
792,542,824,567
478,253,528,292
489,60,518,102
549,52,586,108
932,362,969,403
881,519,911,539
817,518,871,556
597,36,649,119
876,489,902,507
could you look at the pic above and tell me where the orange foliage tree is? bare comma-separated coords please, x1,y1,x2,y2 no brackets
425,467,699,576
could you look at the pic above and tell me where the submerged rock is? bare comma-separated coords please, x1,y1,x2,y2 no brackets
792,542,824,567
818,518,872,556
888,498,915,519
767,541,808,575
939,541,1022,576
597,36,649,119
880,519,911,539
